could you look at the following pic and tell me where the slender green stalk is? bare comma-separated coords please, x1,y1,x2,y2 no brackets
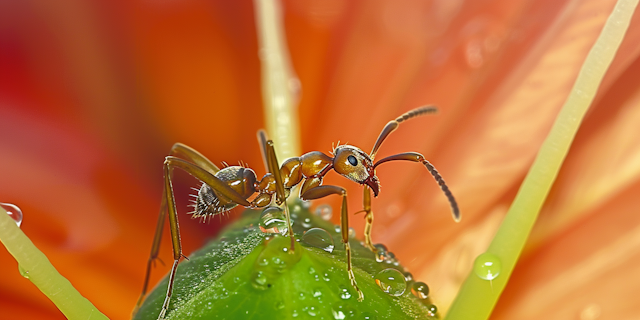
445,0,639,319
254,0,301,161
0,206,109,320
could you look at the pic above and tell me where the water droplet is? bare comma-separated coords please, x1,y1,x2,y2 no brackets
339,285,352,300
473,252,501,281
301,228,335,253
426,304,437,317
252,236,301,290
18,265,29,279
276,301,285,310
251,270,268,289
306,305,317,316
302,217,313,228
362,312,377,320
373,243,387,262
403,272,414,282
315,204,332,220
375,268,407,296
313,288,323,298
259,207,288,235
411,281,429,299
332,302,356,319
1,203,23,227
348,227,356,238
334,225,341,233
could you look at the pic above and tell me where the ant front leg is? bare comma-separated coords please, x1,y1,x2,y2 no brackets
135,144,221,316
362,187,376,252
156,156,251,319
302,185,364,302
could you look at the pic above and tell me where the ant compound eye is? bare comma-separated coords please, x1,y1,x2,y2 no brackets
347,155,358,166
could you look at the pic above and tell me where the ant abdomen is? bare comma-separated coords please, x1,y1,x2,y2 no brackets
192,166,258,217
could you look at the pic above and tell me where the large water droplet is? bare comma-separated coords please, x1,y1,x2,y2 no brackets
314,204,332,220
301,228,335,253
1,203,23,227
473,252,501,281
374,268,407,296
259,207,288,235
411,281,429,299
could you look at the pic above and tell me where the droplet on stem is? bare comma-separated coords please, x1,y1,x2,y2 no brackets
1,203,23,227
473,252,502,281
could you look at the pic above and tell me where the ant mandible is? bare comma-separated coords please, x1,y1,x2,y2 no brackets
135,106,460,319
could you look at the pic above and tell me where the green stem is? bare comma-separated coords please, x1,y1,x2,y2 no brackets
445,0,639,319
0,206,109,320
254,0,302,161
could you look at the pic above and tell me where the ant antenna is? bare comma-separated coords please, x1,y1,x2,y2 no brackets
369,106,438,159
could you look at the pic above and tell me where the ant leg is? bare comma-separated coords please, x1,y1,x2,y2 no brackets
156,156,252,319
362,187,376,252
134,144,221,316
169,143,221,174
302,185,364,302
263,138,295,249
257,130,269,172
132,192,167,316
374,152,460,222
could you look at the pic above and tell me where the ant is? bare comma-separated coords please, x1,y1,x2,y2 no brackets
135,106,460,319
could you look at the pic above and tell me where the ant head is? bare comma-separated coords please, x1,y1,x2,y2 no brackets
332,145,380,196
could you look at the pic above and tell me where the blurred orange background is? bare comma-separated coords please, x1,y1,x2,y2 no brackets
1,0,640,319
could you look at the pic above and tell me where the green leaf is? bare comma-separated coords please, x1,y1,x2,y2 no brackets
134,201,438,319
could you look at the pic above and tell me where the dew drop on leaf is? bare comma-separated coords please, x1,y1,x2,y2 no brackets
410,281,429,299
374,268,407,296
259,207,288,235
301,228,335,253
